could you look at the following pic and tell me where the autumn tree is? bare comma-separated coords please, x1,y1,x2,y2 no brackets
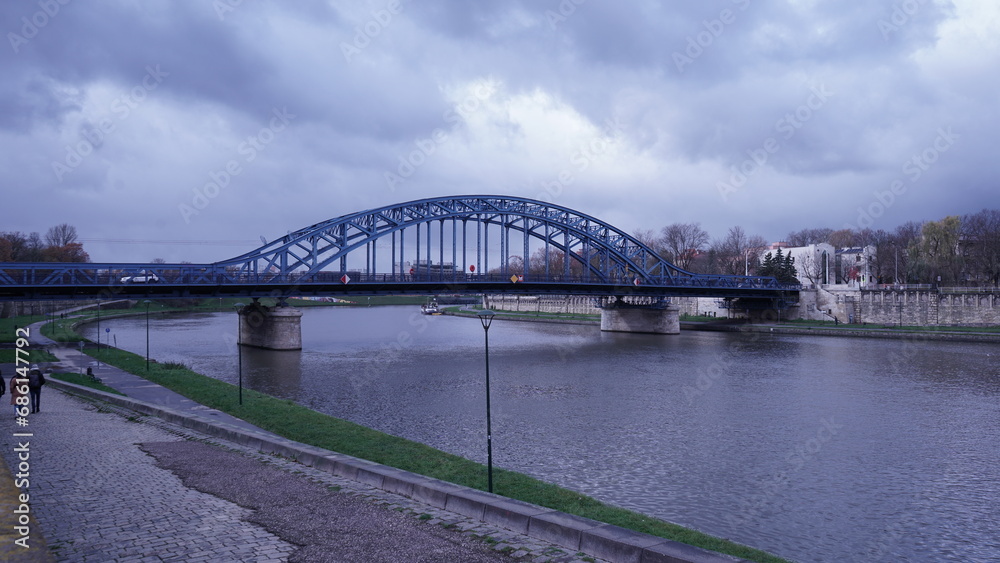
911,216,963,284
42,242,90,263
1,225,89,263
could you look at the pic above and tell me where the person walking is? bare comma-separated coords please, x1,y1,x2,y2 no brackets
10,370,28,416
27,365,46,414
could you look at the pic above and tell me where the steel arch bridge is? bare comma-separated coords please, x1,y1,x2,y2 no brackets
0,195,798,301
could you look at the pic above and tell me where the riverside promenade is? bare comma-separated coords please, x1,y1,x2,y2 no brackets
0,322,752,563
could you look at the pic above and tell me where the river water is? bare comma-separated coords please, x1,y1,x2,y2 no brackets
81,306,1000,563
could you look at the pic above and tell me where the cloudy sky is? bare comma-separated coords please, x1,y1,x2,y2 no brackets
2,0,996,264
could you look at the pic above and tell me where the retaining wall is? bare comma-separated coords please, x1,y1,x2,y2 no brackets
858,290,1000,327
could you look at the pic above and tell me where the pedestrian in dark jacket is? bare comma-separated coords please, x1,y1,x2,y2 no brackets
27,365,46,414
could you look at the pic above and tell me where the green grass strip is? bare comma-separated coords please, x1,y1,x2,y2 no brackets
50,372,125,396
0,315,49,343
69,342,786,563
0,349,57,364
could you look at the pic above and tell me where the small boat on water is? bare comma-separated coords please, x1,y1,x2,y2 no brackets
420,299,441,315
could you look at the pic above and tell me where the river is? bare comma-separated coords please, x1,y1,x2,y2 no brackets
80,306,1000,563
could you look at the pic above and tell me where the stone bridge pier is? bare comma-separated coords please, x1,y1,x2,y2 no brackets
238,300,303,350
600,300,680,335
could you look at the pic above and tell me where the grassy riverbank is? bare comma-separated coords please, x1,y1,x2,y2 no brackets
0,349,57,363
49,321,787,563
1,315,49,343
51,372,125,395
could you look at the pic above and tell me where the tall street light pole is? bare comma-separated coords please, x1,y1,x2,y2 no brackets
96,299,101,367
144,300,151,371
477,310,496,493
234,303,245,405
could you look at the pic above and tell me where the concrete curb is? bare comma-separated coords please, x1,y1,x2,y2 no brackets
48,379,751,563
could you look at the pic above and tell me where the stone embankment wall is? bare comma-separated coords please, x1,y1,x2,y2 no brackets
484,295,600,315
490,290,1000,327
858,290,1000,326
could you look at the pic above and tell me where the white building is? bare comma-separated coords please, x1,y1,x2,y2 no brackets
762,243,835,286
835,246,876,286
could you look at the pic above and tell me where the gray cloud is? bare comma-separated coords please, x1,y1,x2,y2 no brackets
0,0,994,264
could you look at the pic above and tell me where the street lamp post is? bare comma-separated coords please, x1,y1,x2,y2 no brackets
477,310,496,493
144,300,151,371
96,300,101,367
234,303,245,405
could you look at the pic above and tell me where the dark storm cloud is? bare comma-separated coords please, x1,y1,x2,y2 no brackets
0,0,995,262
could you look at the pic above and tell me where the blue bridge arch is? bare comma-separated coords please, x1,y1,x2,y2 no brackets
0,195,797,301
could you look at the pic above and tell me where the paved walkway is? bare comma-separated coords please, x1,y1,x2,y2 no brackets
25,319,277,437
0,320,603,562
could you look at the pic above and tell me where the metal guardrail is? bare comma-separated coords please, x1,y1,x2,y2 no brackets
868,284,998,294
0,262,798,292
938,286,1000,294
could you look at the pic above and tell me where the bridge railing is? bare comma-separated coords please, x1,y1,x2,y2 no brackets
0,262,798,292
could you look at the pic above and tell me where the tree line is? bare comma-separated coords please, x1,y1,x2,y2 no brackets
634,208,1000,287
0,224,90,263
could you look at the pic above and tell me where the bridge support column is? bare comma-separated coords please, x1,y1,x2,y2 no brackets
600,304,680,335
238,302,303,350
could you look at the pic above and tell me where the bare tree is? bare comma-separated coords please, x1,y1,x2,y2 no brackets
828,229,858,249
798,252,825,286
867,229,894,284
24,232,45,262
711,226,767,275
632,228,666,258
660,223,709,270
961,208,1000,286
892,221,923,283
786,228,833,246
45,224,79,247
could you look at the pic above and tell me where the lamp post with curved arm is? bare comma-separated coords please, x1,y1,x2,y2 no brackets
477,310,496,493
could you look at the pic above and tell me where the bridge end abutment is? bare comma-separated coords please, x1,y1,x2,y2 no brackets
239,302,303,350
600,303,680,335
